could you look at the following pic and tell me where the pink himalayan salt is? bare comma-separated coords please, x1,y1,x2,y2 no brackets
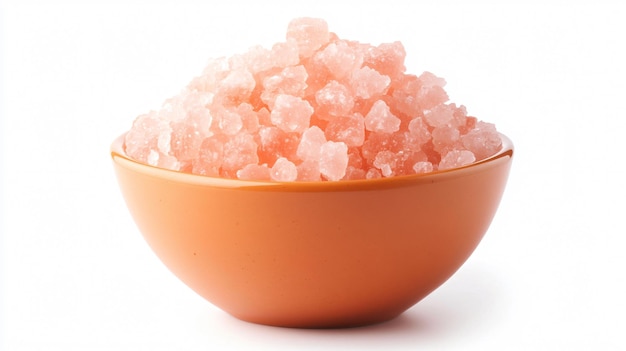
237,163,270,181
124,17,502,182
213,106,243,135
270,94,314,133
418,71,449,110
215,69,256,105
261,65,308,107
271,157,298,181
192,137,224,176
363,41,407,80
236,103,260,133
296,126,326,161
439,150,476,170
324,113,365,147
297,159,322,181
317,40,363,80
221,133,258,177
366,168,383,180
256,126,299,165
188,57,230,93
315,80,354,117
461,121,501,160
350,66,391,99
286,17,330,58
125,112,170,162
319,141,349,181
407,117,431,146
431,126,461,155
413,161,434,174
343,147,366,180
373,150,397,177
389,74,423,118
364,100,401,133
424,103,468,129
361,132,402,164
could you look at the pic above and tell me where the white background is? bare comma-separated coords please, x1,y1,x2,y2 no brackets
1,1,625,350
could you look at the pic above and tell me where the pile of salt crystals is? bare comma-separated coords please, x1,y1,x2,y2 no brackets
125,18,502,181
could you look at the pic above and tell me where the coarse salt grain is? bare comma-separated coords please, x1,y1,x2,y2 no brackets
319,141,349,181
124,17,502,181
271,157,298,182
270,94,314,133
364,100,401,133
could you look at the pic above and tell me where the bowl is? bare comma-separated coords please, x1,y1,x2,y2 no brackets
111,133,513,328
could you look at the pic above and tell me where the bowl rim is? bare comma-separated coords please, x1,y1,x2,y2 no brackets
111,133,513,191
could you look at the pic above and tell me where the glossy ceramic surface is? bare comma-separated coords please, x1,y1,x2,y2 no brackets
111,134,513,328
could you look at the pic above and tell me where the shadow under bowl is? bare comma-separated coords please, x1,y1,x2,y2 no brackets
111,133,513,328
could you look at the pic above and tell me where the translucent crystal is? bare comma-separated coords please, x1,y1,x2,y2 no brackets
270,94,314,133
365,100,401,133
271,157,298,181
319,141,348,181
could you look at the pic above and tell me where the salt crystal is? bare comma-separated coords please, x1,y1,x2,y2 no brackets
314,80,354,117
215,69,256,105
238,45,273,73
459,116,478,135
431,126,461,154
256,126,299,165
364,100,401,133
365,168,382,179
170,120,203,162
286,17,330,58
221,133,259,177
324,113,365,147
270,94,314,133
373,150,397,177
213,107,243,135
304,51,333,94
420,71,446,88
418,71,449,110
363,41,406,79
461,121,502,160
270,39,300,69
296,159,321,181
147,150,159,166
343,166,367,180
407,117,431,146
439,150,476,170
390,74,422,118
192,137,224,176
319,141,348,181
451,104,468,128
125,112,172,165
318,40,363,80
296,126,327,161
237,163,271,181
412,161,434,174
347,147,364,169
257,107,271,126
361,132,397,165
350,66,391,100
188,57,230,92
261,65,308,107
236,103,260,133
424,104,454,128
271,157,298,182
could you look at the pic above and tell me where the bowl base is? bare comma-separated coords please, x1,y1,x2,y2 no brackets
228,310,404,329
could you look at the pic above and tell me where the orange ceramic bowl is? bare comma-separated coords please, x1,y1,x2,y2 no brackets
111,134,513,328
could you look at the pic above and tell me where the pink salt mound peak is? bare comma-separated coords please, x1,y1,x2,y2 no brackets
125,17,502,181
